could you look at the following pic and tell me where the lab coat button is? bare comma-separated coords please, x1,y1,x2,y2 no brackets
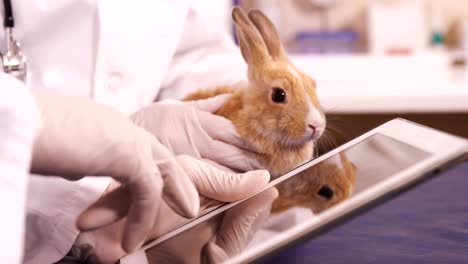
107,73,122,92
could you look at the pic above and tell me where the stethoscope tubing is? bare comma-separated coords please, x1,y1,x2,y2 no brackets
3,0,14,28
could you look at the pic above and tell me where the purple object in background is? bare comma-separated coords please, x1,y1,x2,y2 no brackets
288,30,359,54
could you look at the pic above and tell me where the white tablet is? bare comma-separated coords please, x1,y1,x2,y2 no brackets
121,118,468,264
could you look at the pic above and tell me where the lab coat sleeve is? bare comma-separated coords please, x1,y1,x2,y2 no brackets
0,74,40,264
157,0,248,100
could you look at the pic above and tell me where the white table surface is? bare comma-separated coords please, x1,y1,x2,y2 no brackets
291,53,468,114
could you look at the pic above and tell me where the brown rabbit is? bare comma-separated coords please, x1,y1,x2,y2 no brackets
271,152,357,214
184,7,326,178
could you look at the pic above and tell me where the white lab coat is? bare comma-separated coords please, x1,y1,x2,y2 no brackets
0,75,40,264
0,0,247,263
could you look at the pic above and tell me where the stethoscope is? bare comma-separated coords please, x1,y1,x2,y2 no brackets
0,0,26,82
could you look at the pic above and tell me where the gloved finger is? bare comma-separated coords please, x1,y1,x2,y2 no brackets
157,158,200,218
201,139,263,171
77,158,200,237
176,155,270,202
122,174,161,252
76,184,132,231
196,110,248,149
212,187,278,256
150,136,200,218
75,162,200,232
77,169,162,252
185,94,232,113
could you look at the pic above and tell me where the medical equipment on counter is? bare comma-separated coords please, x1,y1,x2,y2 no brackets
368,0,427,55
0,0,26,82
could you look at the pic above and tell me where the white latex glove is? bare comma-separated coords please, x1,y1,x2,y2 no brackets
130,94,261,172
71,155,271,264
31,90,199,252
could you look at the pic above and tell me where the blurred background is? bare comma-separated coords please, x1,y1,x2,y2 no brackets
222,0,468,149
232,0,468,55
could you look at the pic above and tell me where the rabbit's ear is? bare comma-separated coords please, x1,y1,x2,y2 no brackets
248,9,287,61
232,7,269,66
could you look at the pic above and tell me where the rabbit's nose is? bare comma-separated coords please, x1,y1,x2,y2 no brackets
308,124,316,132
308,123,324,140
308,124,320,139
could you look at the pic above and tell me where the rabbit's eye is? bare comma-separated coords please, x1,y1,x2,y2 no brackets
317,185,334,200
271,87,286,103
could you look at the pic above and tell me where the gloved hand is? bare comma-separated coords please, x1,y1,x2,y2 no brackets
30,90,199,252
72,155,271,264
130,94,261,172
144,186,278,264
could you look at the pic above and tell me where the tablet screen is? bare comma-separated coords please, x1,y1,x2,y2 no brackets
139,133,431,263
